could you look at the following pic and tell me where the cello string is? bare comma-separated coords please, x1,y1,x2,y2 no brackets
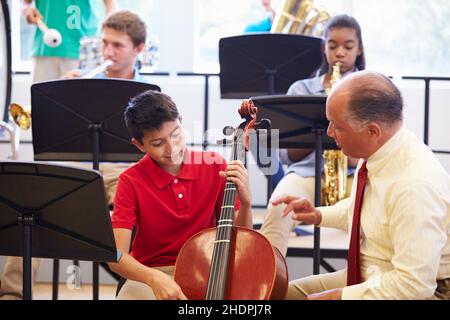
207,127,247,299
207,132,238,299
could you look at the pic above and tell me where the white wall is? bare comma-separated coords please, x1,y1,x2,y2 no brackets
148,0,196,74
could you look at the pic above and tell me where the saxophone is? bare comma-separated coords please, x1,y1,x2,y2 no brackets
322,62,349,206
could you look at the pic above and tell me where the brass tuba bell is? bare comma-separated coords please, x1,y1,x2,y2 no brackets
10,103,32,130
270,0,331,36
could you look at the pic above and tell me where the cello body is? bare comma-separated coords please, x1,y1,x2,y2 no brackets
174,100,288,300
174,226,288,300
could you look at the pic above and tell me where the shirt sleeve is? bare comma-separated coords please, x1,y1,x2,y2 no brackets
279,149,293,165
111,174,137,230
318,197,351,231
342,180,448,299
287,80,308,95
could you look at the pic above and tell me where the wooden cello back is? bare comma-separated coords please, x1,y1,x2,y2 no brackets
174,100,288,300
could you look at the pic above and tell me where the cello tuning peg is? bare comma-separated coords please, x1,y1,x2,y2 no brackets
217,138,232,146
256,119,271,130
222,126,235,136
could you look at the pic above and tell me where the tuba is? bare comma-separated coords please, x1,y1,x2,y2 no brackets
322,62,349,206
270,0,330,37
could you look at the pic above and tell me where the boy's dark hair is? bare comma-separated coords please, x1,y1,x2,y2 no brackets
102,10,147,47
124,90,180,142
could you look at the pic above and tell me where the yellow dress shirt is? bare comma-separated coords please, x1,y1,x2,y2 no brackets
319,126,450,299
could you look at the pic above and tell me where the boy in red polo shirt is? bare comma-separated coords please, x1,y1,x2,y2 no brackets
108,90,253,300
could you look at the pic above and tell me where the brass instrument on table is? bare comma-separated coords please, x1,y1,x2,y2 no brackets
322,62,348,206
270,0,331,37
10,103,31,130
0,103,31,160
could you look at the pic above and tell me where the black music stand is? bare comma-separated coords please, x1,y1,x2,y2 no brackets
32,79,160,163
219,33,322,197
252,94,336,275
219,33,322,98
30,78,160,299
0,161,120,300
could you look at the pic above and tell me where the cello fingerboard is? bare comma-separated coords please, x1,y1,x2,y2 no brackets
205,128,245,299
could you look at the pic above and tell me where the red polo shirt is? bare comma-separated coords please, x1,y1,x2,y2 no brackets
111,149,240,267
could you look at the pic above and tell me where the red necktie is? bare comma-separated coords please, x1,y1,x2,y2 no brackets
347,161,368,286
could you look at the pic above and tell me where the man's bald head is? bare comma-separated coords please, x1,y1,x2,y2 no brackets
330,71,403,129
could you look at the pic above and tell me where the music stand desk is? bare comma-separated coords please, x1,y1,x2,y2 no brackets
0,161,119,300
219,33,322,98
32,78,160,163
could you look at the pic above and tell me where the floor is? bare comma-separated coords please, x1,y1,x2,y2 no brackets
32,282,117,300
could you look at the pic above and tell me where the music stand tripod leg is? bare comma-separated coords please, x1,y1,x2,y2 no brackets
20,213,34,300
52,259,59,300
313,128,324,275
91,124,101,300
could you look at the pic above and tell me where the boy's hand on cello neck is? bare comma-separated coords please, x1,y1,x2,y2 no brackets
219,160,251,208
219,160,253,228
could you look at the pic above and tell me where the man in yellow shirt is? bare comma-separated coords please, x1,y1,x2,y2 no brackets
274,71,450,300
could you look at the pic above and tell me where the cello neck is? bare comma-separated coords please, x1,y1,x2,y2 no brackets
218,130,245,224
205,129,245,300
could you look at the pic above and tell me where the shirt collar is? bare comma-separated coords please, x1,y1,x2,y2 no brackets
96,65,143,82
366,125,407,175
143,149,198,188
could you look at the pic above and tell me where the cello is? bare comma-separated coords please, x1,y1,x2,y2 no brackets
174,100,288,300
